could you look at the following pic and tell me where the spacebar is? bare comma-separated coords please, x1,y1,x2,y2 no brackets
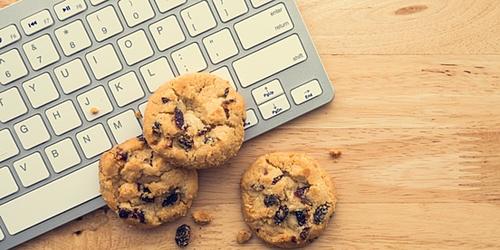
233,34,307,88
0,162,100,235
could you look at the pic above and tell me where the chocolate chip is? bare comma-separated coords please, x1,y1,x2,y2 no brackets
140,186,155,203
152,122,162,137
174,107,184,129
223,87,229,98
251,183,265,192
161,97,170,104
203,136,214,145
264,194,280,207
222,99,236,119
162,189,180,207
133,210,146,224
294,185,310,199
274,205,289,224
175,224,191,247
197,125,214,136
118,208,130,219
295,210,308,226
136,134,146,142
300,227,311,240
291,236,297,243
313,203,331,225
272,174,285,185
115,150,128,161
177,134,193,151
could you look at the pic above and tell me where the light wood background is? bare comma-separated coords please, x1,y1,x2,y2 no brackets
2,0,500,249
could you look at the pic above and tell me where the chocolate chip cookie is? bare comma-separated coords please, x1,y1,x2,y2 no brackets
143,73,246,169
240,152,336,248
99,136,198,227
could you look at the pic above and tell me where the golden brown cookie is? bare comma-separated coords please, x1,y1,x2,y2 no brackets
240,152,336,248
99,136,198,227
143,73,246,169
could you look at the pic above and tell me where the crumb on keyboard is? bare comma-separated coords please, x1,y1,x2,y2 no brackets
236,229,252,244
191,210,213,225
329,150,342,159
90,107,99,115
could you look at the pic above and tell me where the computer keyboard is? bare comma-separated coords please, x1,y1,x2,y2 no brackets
0,0,334,248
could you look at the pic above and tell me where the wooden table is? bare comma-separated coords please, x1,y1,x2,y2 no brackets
2,0,500,249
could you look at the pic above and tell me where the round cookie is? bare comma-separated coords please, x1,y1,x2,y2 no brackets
99,136,198,227
240,152,336,248
143,73,246,169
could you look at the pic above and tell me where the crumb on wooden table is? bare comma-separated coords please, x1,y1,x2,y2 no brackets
329,150,342,159
191,210,213,225
236,229,252,244
135,111,143,119
90,107,99,115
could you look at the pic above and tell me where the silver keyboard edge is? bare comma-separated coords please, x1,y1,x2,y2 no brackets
0,0,335,249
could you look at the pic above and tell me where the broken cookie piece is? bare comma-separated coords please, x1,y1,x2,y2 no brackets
191,210,213,225
236,229,252,244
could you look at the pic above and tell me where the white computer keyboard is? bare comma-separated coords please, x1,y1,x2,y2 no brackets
0,0,334,248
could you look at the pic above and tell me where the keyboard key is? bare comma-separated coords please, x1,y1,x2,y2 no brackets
172,43,207,74
155,0,186,13
0,161,100,235
118,0,155,27
107,110,142,143
291,80,323,105
0,130,19,162
76,124,112,158
233,35,307,87
54,0,87,21
118,30,154,66
108,72,145,107
54,59,91,94
203,28,238,64
0,49,28,85
55,20,92,56
0,228,3,240
235,3,293,49
45,101,82,135
14,115,51,150
86,6,124,42
149,16,185,51
77,86,113,121
181,1,216,37
0,88,28,123
213,0,248,22
258,94,290,120
0,25,21,49
86,44,123,80
252,79,284,105
45,138,81,173
244,109,258,129
250,0,273,8
13,153,50,187
0,167,18,199
211,66,237,90
20,10,54,35
22,73,59,108
140,57,175,92
23,35,60,70
90,0,108,5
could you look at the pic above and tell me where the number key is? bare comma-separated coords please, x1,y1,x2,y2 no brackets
22,35,60,71
55,20,92,56
118,0,155,27
86,6,124,42
0,49,28,85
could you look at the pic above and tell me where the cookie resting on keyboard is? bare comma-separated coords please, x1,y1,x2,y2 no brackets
240,152,336,248
143,73,246,169
99,137,198,228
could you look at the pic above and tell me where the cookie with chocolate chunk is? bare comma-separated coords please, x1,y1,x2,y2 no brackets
99,137,198,227
143,73,246,169
240,152,336,248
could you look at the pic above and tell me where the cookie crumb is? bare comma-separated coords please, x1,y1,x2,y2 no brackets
90,107,99,115
329,150,342,159
236,229,252,244
135,111,143,119
192,210,213,225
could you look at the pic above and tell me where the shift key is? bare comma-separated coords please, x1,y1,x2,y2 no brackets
233,34,307,88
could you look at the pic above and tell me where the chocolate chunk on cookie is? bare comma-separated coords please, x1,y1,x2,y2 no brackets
99,138,198,228
143,73,246,169
240,152,336,248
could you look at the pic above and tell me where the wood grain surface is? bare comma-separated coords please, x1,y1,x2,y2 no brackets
2,0,499,249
